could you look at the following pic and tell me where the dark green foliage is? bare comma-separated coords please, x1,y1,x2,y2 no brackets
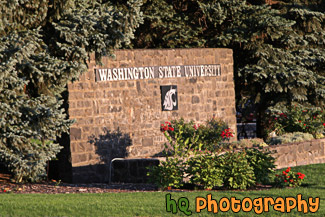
0,0,143,182
244,148,276,184
186,153,223,189
130,0,206,48
147,157,184,189
220,151,256,190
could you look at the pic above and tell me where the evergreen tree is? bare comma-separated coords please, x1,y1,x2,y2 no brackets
214,0,325,136
0,0,143,182
130,0,325,137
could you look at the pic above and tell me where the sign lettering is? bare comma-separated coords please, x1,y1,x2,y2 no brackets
95,64,221,82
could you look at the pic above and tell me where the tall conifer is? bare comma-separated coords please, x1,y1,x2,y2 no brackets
0,0,143,182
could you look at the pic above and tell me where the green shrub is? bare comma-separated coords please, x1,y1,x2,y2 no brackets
219,151,256,190
267,132,314,145
186,153,223,189
147,157,184,189
245,148,275,184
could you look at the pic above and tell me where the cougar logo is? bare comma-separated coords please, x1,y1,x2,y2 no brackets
163,87,177,110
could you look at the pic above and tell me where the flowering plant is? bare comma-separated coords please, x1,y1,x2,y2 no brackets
148,117,235,189
161,118,234,152
221,128,234,139
160,122,174,133
267,104,325,138
2,188,11,193
274,167,305,187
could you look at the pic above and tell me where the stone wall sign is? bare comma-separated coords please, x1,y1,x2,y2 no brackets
95,64,221,82
66,48,237,183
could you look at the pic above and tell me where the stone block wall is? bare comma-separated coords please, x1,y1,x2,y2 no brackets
67,48,236,183
269,139,325,169
111,159,159,183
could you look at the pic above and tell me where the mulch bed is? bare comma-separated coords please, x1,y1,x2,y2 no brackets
0,173,158,194
0,173,273,194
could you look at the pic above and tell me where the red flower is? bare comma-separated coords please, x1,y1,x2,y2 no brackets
168,127,174,131
282,171,287,175
275,117,278,120
3,190,6,192
303,124,306,126
290,179,294,183
299,174,305,179
284,180,288,183
160,124,170,133
221,129,233,138
299,120,301,123
285,169,290,173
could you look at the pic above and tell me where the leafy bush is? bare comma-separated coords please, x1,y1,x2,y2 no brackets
267,132,314,145
274,167,306,187
244,148,275,184
267,104,325,138
186,152,223,189
147,157,184,189
219,151,256,190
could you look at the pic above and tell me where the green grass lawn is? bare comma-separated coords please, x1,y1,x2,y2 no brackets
0,163,324,217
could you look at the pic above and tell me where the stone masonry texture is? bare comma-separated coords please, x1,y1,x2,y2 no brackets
269,138,325,169
67,48,236,183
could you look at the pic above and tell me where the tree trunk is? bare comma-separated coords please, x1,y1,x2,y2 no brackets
256,103,268,139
